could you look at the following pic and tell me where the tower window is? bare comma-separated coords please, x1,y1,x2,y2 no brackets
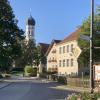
29,31,30,35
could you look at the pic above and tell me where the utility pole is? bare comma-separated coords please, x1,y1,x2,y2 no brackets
90,0,94,93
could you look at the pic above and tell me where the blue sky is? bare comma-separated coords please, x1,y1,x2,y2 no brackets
9,0,100,44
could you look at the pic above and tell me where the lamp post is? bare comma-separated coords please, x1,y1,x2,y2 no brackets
90,0,94,93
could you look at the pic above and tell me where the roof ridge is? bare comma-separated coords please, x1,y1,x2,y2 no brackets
58,29,80,44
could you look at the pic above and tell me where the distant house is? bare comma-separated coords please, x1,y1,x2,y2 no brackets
46,30,89,76
38,43,49,73
46,40,61,73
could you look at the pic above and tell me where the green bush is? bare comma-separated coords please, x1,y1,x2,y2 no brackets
57,76,67,84
39,73,47,78
0,74,3,78
24,66,37,77
32,67,37,76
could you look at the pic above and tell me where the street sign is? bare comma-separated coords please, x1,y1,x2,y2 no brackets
80,35,90,42
73,47,82,58
94,65,100,81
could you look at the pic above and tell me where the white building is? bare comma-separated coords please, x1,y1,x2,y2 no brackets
46,30,89,76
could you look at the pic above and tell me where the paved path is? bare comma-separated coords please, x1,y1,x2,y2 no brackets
0,80,74,100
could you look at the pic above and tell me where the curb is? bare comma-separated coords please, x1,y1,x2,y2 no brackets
51,85,89,92
64,87,89,92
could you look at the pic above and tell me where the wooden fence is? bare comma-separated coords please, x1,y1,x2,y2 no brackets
67,78,89,88
67,78,100,88
49,75,100,88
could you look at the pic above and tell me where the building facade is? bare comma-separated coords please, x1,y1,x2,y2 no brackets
46,40,61,72
46,30,87,76
56,31,79,76
38,43,49,73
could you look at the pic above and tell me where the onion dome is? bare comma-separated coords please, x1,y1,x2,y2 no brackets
26,15,35,26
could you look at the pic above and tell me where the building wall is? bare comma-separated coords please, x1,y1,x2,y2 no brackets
47,43,58,72
56,40,78,75
47,40,81,76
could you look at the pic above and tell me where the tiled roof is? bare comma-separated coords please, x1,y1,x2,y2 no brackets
45,29,80,56
58,29,80,44
53,40,61,43
39,43,50,54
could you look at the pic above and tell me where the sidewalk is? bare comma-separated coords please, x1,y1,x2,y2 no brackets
51,85,90,92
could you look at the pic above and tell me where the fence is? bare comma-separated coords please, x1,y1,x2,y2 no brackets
67,78,89,88
67,78,100,88
49,75,100,88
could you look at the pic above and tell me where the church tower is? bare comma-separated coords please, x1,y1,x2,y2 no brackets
25,15,35,41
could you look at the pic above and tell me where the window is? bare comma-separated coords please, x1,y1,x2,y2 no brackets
59,47,62,54
71,44,74,52
66,59,69,67
63,60,65,67
63,46,65,53
66,45,69,53
29,31,30,35
71,59,73,66
59,60,61,67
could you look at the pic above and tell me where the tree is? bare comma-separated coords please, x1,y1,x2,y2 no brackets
0,0,24,72
78,6,100,66
19,39,37,67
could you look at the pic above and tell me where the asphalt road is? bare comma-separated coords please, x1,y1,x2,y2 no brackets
0,80,74,100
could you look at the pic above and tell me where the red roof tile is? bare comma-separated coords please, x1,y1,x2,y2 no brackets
39,43,50,54
58,29,80,44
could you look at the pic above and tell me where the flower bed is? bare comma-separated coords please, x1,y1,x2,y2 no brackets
66,92,100,100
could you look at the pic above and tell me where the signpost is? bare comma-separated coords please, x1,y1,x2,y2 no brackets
90,0,94,93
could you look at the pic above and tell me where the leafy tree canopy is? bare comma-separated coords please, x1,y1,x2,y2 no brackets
78,6,100,64
0,0,24,71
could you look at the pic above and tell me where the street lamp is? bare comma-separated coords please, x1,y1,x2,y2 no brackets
90,0,94,93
